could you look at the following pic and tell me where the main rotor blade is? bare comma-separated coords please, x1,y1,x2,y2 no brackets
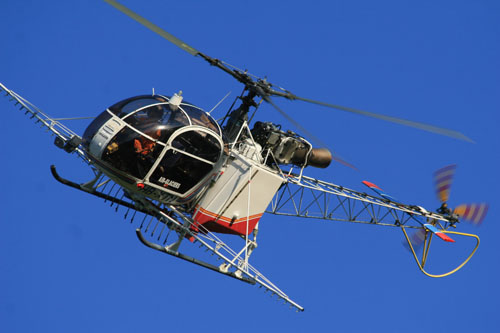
104,0,250,84
260,93,318,145
105,0,472,145
104,0,199,56
289,95,474,143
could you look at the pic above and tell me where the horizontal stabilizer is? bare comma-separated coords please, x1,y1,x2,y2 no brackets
424,224,455,243
362,181,398,202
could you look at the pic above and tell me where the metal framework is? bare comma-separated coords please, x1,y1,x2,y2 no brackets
2,81,479,312
0,82,89,162
268,173,454,230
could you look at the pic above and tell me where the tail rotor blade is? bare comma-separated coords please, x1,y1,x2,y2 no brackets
403,229,427,252
402,225,454,254
434,164,457,203
454,203,489,226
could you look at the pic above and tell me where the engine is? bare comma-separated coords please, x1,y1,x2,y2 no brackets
251,121,332,168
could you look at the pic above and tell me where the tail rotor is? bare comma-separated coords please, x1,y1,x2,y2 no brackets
434,164,488,226
453,203,489,226
434,164,456,209
406,164,488,251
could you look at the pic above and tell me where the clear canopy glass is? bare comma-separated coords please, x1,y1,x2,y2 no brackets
83,95,223,196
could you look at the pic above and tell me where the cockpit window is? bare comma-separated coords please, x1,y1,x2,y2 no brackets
85,94,225,197
160,108,189,131
149,151,213,194
101,126,164,180
123,104,189,144
123,104,164,127
108,96,168,118
171,130,222,163
180,104,221,135
82,110,112,148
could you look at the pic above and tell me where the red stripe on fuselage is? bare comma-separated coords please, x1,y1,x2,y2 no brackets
193,206,262,236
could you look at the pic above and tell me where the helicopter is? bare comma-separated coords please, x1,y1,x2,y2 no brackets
0,0,488,312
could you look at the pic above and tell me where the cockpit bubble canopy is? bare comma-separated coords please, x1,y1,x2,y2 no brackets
82,94,224,198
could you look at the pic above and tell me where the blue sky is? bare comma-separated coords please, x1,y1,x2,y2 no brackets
1,1,499,332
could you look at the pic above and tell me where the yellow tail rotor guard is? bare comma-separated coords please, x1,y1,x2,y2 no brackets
401,227,480,278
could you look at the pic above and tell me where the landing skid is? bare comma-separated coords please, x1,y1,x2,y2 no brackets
50,165,149,215
136,228,256,284
51,164,305,312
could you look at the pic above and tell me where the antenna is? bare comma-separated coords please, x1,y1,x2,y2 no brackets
208,91,231,114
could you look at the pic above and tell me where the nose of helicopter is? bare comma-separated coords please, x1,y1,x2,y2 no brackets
82,94,224,203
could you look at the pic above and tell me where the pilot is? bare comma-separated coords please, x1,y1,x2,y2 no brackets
133,128,162,179
134,129,162,156
133,105,164,155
